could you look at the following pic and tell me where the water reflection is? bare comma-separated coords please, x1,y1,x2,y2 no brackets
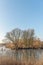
0,46,43,61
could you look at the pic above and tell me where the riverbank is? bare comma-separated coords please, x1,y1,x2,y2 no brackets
0,56,42,65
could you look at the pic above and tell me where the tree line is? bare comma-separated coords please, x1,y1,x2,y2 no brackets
3,28,43,49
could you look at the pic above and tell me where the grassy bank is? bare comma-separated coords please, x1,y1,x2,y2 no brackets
0,56,43,65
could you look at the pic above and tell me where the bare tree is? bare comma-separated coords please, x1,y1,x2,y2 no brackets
22,29,34,48
3,28,34,48
29,29,34,47
5,28,21,49
22,30,29,47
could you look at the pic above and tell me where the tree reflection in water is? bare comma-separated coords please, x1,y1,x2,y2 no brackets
0,46,43,62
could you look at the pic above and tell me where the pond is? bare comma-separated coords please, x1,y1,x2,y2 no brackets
0,46,43,61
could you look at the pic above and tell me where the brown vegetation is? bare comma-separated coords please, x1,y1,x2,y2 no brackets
4,39,43,49
0,56,43,65
5,43,15,49
2,28,43,49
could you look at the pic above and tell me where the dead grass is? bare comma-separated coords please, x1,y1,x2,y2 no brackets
0,56,43,65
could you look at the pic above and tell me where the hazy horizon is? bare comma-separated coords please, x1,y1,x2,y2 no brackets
0,0,43,42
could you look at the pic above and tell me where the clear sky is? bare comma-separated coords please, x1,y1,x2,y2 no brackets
0,0,43,42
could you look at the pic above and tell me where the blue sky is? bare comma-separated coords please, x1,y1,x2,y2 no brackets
0,0,43,42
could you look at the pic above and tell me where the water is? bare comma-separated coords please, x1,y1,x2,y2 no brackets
0,46,43,61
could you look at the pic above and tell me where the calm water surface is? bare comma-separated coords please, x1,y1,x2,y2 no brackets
0,46,43,61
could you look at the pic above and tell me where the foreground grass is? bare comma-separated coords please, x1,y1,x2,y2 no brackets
0,56,43,65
